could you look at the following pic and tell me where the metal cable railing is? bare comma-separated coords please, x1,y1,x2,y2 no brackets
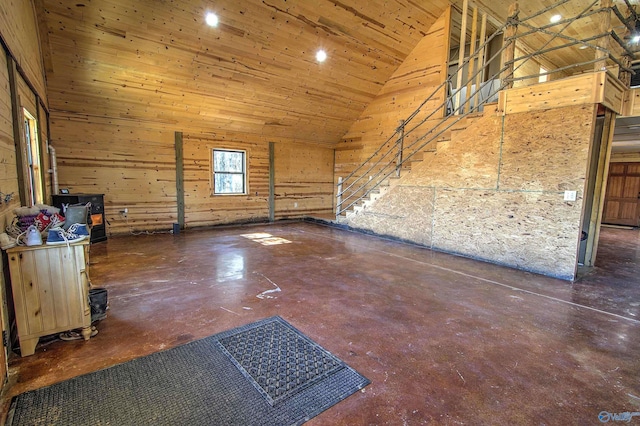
336,0,639,218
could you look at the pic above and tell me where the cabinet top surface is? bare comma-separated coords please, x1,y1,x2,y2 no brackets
6,241,89,254
52,194,104,197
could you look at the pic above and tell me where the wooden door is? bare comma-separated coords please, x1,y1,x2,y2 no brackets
603,163,640,226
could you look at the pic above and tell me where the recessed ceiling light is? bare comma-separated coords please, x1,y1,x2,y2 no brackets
550,14,562,23
316,49,327,63
205,12,219,27
633,35,640,43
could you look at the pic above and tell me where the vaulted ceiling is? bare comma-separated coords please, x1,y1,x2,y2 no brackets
36,0,639,147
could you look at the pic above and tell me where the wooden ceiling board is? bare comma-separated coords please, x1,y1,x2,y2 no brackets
39,0,637,147
39,0,452,146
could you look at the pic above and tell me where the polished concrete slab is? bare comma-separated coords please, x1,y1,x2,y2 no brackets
2,222,639,424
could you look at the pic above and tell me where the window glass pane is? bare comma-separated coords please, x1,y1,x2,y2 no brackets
214,173,245,194
214,151,244,173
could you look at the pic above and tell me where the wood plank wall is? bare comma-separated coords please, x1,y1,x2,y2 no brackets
0,0,51,384
52,116,336,233
610,152,640,162
274,142,334,220
0,0,47,104
181,133,334,228
0,0,49,224
183,132,269,228
335,9,450,188
52,114,178,233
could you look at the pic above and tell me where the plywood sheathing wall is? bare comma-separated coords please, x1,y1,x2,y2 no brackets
346,105,595,280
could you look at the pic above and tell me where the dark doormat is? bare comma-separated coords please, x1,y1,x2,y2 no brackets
7,316,369,426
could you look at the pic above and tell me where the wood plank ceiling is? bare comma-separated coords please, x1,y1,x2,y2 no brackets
37,0,451,146
37,0,637,147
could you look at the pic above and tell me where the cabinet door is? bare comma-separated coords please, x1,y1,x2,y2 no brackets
12,246,86,337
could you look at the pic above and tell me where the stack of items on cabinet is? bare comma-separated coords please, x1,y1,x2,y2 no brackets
0,203,90,250
0,203,108,354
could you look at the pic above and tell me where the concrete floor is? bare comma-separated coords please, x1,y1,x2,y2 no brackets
2,222,639,425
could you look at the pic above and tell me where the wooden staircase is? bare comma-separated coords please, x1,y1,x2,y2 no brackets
337,105,495,222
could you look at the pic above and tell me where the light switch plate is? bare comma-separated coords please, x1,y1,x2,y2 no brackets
564,190,577,201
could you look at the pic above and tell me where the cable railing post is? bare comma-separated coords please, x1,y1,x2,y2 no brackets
501,2,520,90
595,0,612,71
617,3,633,87
336,176,343,218
396,120,405,177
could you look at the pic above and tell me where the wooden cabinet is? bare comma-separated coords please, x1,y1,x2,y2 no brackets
6,241,92,356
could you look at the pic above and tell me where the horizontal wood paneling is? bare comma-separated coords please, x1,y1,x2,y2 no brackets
183,133,269,227
0,0,47,103
40,0,450,146
51,112,177,234
610,152,640,163
274,142,334,219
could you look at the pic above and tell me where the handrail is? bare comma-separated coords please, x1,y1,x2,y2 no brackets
336,0,639,219
339,21,509,189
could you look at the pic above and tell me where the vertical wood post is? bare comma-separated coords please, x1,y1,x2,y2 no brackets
268,142,275,222
396,120,405,177
618,4,633,87
501,2,520,90
174,131,185,229
584,109,615,266
465,6,478,113
474,13,488,110
594,0,613,72
454,0,469,115
336,177,343,218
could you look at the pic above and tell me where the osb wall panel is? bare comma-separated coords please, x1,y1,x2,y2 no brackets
431,189,582,279
274,143,334,220
52,113,177,234
183,133,269,228
335,9,449,183
500,105,594,192
347,185,435,246
402,113,502,189
344,104,595,280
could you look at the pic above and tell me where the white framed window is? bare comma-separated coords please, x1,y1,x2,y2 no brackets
212,149,247,195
